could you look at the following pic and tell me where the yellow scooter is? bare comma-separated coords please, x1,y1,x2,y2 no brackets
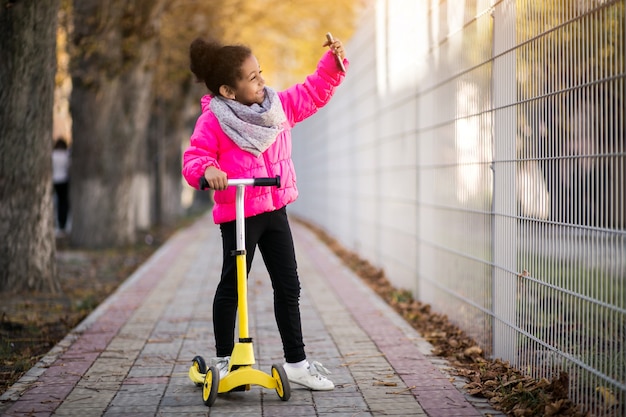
188,176,290,406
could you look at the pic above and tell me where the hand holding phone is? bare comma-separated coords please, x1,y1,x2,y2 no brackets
325,32,346,72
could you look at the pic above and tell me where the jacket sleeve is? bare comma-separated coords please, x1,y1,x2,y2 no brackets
182,114,221,190
279,50,348,126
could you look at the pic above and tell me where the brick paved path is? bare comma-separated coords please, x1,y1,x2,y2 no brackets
0,215,502,417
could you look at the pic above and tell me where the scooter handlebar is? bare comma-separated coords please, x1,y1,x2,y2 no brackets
252,176,281,187
200,175,281,190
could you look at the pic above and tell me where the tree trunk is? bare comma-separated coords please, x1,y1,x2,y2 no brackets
148,82,197,226
0,0,60,293
69,0,166,248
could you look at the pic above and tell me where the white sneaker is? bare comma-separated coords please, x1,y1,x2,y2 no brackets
283,361,334,391
210,356,230,378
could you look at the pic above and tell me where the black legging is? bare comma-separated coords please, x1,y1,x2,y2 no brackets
214,206,305,363
54,181,69,230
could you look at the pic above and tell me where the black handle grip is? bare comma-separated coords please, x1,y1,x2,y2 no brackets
254,176,281,188
199,175,281,190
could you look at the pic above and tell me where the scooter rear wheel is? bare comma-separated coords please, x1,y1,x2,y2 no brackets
271,364,291,401
203,366,219,406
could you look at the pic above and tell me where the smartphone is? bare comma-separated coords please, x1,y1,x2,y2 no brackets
326,32,346,72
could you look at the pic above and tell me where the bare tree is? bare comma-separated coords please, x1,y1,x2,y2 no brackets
0,0,61,293
69,0,167,248
145,2,224,225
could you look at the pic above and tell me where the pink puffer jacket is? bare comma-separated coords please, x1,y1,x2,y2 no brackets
182,51,347,224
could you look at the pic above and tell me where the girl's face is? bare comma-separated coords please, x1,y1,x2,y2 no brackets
233,55,265,105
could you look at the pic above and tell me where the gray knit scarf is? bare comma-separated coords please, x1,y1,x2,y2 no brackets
210,87,286,157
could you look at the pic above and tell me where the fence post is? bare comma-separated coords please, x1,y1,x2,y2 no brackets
491,1,518,362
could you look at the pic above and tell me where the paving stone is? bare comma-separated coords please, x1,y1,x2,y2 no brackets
0,216,499,417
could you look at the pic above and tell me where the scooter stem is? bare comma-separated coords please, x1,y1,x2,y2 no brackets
235,184,249,340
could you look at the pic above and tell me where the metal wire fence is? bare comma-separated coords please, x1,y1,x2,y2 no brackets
290,0,625,415
512,1,625,412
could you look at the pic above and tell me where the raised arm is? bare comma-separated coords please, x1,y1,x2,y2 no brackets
279,50,348,126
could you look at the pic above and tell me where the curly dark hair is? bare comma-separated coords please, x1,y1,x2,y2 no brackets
189,37,252,96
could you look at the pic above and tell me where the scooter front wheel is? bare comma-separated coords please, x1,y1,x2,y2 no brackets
203,366,219,406
190,355,207,387
271,364,291,401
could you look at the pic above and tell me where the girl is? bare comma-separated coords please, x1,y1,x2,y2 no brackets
182,35,347,390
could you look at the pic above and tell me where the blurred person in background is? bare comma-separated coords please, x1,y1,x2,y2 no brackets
52,137,70,237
